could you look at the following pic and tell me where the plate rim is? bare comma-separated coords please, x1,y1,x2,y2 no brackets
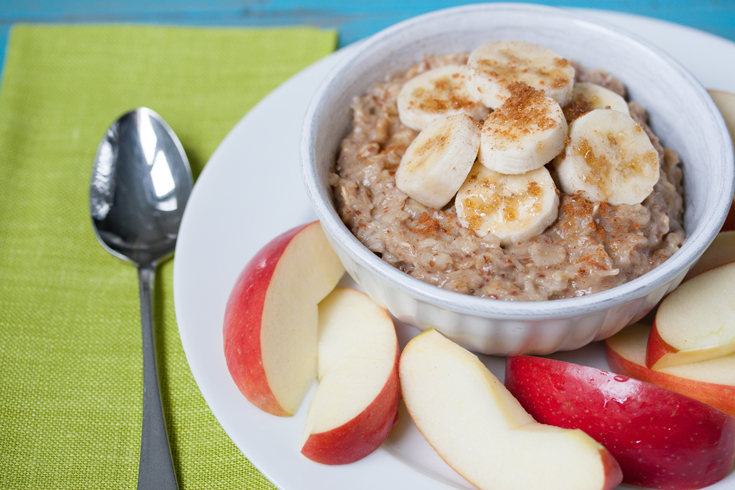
173,9,735,490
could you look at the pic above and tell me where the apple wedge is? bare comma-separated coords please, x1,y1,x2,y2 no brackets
506,355,735,490
710,89,735,141
399,329,622,490
708,89,735,232
646,261,735,369
684,231,735,280
223,222,345,416
300,287,400,464
606,323,735,417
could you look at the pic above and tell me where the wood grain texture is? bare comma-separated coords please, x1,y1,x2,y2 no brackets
0,0,734,76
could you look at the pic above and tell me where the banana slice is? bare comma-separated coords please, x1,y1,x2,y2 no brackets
479,84,567,174
467,41,575,109
569,82,630,116
554,109,659,205
455,162,559,245
397,64,489,131
396,113,480,209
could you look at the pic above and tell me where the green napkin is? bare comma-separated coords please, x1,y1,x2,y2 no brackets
0,25,336,489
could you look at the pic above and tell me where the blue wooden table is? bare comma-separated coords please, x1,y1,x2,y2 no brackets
1,0,734,76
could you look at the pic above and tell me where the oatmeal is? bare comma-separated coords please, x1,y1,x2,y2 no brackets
330,50,685,301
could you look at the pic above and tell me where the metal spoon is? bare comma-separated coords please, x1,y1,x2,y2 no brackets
90,107,192,490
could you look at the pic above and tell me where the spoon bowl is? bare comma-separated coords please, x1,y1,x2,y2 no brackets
91,107,192,266
90,107,192,489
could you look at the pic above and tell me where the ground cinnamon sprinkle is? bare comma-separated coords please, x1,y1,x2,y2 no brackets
595,220,607,242
650,249,669,264
485,82,555,142
410,76,481,113
598,202,645,244
551,76,567,89
558,195,595,231
408,212,444,237
576,138,612,199
414,132,449,157
563,95,593,122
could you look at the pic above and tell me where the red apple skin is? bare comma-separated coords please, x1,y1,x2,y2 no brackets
223,223,309,417
301,349,401,465
605,327,735,418
505,355,735,490
600,449,624,490
645,319,679,369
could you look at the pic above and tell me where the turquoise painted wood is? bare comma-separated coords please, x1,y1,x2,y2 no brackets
0,0,734,77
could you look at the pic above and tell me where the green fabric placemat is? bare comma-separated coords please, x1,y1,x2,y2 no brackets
0,24,336,489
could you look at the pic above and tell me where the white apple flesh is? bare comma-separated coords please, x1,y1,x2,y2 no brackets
399,329,622,490
709,89,735,142
223,221,345,416
684,231,735,280
708,89,735,232
606,322,735,418
300,287,400,464
647,261,735,369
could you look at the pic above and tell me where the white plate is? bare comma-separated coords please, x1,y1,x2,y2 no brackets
173,9,735,490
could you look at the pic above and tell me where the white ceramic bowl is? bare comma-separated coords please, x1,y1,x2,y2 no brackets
302,3,734,355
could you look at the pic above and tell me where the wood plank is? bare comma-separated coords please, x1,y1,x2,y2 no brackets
1,1,733,47
0,1,733,88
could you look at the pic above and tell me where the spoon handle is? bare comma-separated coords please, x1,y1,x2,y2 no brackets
137,264,179,490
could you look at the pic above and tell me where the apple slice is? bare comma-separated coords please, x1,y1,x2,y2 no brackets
505,355,735,490
223,222,345,416
710,89,735,140
646,261,735,369
399,329,622,490
708,89,735,232
684,231,735,280
300,287,400,464
606,323,735,417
